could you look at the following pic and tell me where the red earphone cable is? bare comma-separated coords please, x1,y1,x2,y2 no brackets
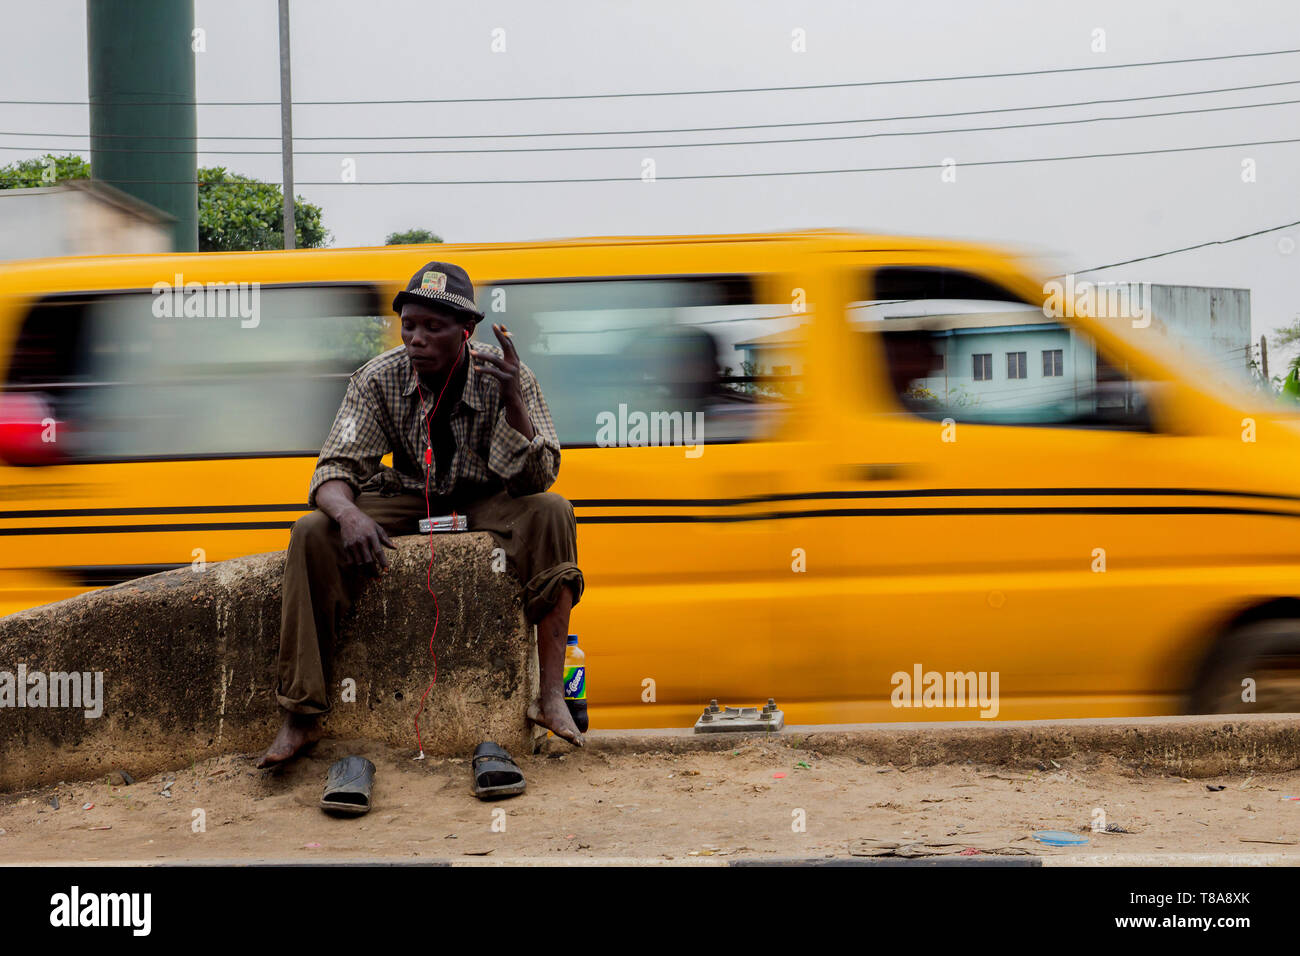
411,327,471,757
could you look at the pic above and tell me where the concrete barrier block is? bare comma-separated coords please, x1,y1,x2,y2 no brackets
0,532,538,792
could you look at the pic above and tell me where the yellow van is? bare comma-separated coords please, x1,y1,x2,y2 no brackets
1,231,1297,729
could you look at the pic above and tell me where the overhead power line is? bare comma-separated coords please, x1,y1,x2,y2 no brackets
57,134,1300,185
4,95,1298,157
1071,218,1300,274
5,78,1297,142
2,47,1297,106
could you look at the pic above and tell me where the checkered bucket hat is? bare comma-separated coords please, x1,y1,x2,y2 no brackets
392,261,485,320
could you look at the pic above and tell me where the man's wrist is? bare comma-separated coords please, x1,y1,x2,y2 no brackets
321,497,361,525
503,393,535,438
504,389,527,415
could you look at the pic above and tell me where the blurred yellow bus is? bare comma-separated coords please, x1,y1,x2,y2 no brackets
1,231,1298,728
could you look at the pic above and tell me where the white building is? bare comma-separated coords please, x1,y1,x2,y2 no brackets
0,180,173,261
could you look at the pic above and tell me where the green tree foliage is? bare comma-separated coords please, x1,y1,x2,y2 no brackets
385,228,443,245
1272,319,1300,352
0,153,92,188
197,166,328,251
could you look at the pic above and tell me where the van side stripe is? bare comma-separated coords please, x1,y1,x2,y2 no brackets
0,521,296,536
2,487,1300,521
569,487,1300,508
574,505,1300,524
3,504,1300,536
0,504,308,519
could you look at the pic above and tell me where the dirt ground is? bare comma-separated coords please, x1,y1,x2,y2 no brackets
2,737,1299,863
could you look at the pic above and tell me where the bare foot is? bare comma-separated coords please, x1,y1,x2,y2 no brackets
527,693,585,747
256,711,321,769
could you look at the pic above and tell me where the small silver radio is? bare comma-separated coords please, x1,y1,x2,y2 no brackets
418,515,468,533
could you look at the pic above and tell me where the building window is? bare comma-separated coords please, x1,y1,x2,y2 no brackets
973,353,992,381
1042,349,1063,377
1007,351,1027,380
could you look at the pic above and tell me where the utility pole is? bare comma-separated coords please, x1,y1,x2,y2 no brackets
278,0,296,250
1260,335,1269,380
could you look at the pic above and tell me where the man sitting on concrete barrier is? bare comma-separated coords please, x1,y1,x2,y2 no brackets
257,260,585,768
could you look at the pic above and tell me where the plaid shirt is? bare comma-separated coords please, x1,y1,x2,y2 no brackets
308,343,561,508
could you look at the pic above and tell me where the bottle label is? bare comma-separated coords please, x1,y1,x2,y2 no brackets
563,666,586,700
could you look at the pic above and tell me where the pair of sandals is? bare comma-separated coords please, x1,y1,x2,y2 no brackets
319,742,526,816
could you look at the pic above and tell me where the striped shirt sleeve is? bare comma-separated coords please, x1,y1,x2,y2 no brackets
488,362,561,497
307,375,391,509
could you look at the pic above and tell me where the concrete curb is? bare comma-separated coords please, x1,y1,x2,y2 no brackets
576,714,1300,778
13,858,718,867
6,855,1029,867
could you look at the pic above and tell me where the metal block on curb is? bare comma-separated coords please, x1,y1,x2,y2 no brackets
693,698,785,734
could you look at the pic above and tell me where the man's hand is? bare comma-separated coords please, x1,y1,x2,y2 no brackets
316,479,396,574
473,323,536,441
338,507,397,575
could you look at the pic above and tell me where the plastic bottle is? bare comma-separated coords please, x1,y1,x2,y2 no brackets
563,634,588,733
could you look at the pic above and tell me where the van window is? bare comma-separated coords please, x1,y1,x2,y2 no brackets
476,276,799,445
853,266,1153,430
4,284,386,460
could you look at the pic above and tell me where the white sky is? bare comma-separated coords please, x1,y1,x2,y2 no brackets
2,0,1297,358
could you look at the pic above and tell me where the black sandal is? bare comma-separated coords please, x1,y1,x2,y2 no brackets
320,755,376,816
471,742,526,800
